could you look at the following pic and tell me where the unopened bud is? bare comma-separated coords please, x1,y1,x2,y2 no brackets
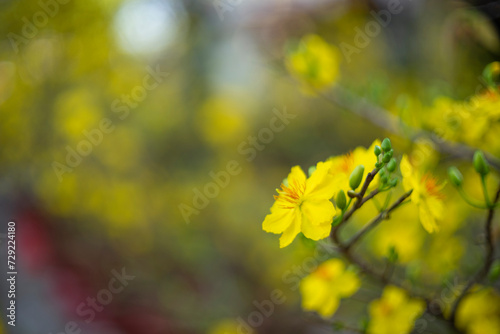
349,165,365,190
473,151,490,176
336,190,347,210
448,167,463,187
386,158,397,172
381,138,392,152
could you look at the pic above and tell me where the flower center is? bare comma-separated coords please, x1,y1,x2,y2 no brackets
316,266,334,280
421,174,445,200
275,180,305,209
340,152,354,174
379,300,394,316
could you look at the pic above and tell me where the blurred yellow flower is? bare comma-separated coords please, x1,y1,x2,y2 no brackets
300,259,360,317
367,285,425,334
400,155,445,233
327,140,380,191
208,319,253,334
262,161,338,248
286,35,341,90
456,287,500,334
425,235,464,278
370,204,425,264
197,96,248,147
425,90,500,154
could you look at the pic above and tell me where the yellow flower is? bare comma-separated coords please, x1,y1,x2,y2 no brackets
400,155,445,233
370,204,425,264
208,319,253,334
327,140,380,191
262,161,338,248
300,259,360,317
286,34,341,90
456,287,500,334
368,285,425,334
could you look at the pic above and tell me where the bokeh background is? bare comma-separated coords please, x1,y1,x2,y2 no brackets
0,0,500,333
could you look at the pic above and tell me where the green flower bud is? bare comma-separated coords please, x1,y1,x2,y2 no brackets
381,138,392,152
382,153,392,163
489,260,500,282
308,166,316,177
387,149,394,158
381,175,389,184
386,158,397,172
336,190,347,210
379,168,387,177
349,165,365,190
473,151,490,176
389,178,398,187
375,162,382,169
448,167,463,187
374,145,382,156
387,246,399,263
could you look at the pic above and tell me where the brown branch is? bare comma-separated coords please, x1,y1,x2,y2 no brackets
334,168,379,235
320,86,500,171
449,184,500,324
344,190,412,249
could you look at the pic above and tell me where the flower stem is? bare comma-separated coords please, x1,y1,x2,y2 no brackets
481,175,492,208
458,187,488,209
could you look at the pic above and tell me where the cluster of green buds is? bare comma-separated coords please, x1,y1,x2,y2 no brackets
448,150,495,209
374,138,398,188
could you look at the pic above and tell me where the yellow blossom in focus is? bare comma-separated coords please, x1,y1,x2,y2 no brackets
400,155,445,233
327,140,381,191
286,35,341,90
262,161,339,248
300,259,360,317
367,285,425,334
456,287,500,334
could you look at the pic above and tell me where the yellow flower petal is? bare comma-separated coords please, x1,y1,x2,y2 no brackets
279,210,301,248
262,207,293,234
305,160,337,199
419,204,439,233
301,199,336,225
287,165,307,187
318,296,340,317
301,216,332,240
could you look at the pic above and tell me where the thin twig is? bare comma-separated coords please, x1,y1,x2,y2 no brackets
344,190,412,249
335,168,379,233
327,170,458,331
449,184,500,324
